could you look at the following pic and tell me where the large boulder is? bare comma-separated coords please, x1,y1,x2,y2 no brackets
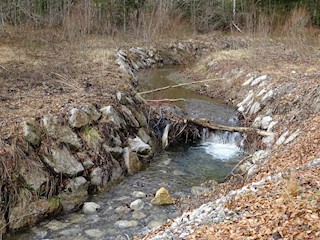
43,115,81,148
43,146,84,177
123,147,142,175
58,176,89,211
151,187,175,206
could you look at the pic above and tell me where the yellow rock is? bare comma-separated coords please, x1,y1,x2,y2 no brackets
151,187,175,206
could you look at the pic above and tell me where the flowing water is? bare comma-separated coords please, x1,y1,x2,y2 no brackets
9,67,243,240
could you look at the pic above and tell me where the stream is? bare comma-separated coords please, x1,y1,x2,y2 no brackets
9,68,243,240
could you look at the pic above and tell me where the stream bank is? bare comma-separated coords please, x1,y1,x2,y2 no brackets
1,36,252,239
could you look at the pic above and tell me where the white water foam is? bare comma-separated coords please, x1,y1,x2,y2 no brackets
200,131,243,161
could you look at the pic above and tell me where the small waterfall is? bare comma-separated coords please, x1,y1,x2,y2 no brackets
200,130,244,161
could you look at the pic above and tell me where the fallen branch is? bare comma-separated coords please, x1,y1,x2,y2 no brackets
232,21,243,33
224,155,253,180
147,98,186,103
188,118,272,137
138,78,222,95
162,124,171,149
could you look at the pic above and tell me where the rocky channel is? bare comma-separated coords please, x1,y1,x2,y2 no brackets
1,38,258,239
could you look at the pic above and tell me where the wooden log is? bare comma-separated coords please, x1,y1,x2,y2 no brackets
147,98,186,103
188,118,272,137
137,78,222,95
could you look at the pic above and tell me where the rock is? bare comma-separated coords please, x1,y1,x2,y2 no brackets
21,120,41,146
257,88,267,97
115,220,139,228
111,132,123,146
237,90,254,108
147,219,166,230
45,220,70,231
138,128,151,144
173,170,186,176
82,202,101,214
59,228,81,236
250,75,268,86
9,197,60,230
90,167,109,187
44,146,84,177
18,162,48,192
151,187,175,206
261,116,273,130
130,199,144,211
238,161,253,173
128,137,152,155
305,158,320,169
115,206,131,214
132,191,147,198
276,130,289,145
261,89,274,104
120,105,140,128
252,116,262,128
123,147,142,175
262,134,275,147
82,104,101,122
100,106,126,129
128,106,147,127
267,121,278,132
103,145,123,160
248,102,261,115
242,76,254,86
132,211,147,220
110,157,123,182
43,115,81,148
69,108,90,128
59,177,89,211
284,129,300,144
191,186,211,196
85,229,104,238
252,150,269,165
134,93,147,104
82,159,95,170
116,91,130,105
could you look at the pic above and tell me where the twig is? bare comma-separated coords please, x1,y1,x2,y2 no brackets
232,21,243,33
138,78,223,95
225,155,253,180
147,98,186,103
